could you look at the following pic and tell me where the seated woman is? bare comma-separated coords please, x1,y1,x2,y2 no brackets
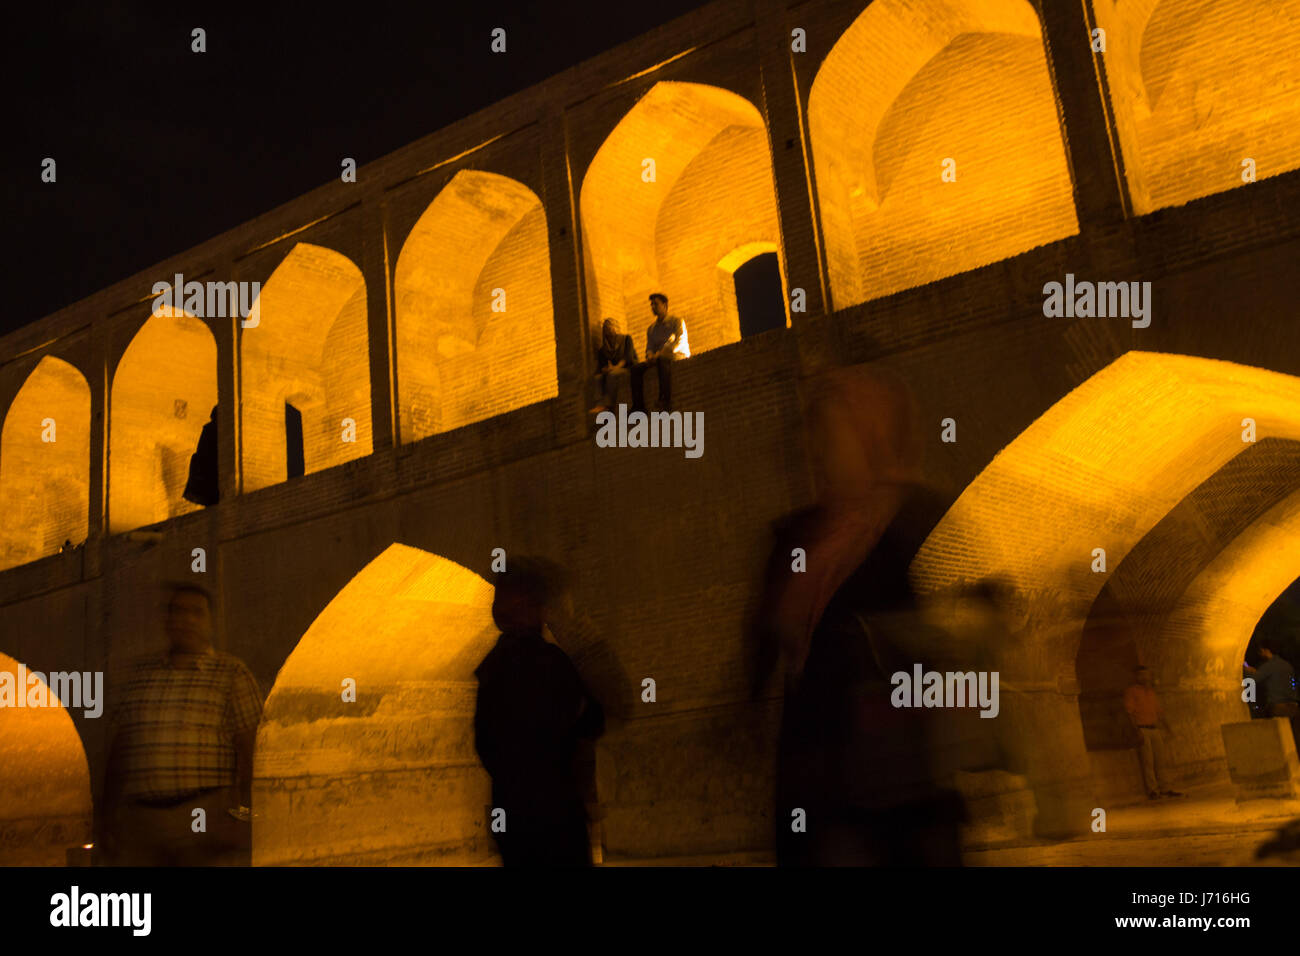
591,318,642,413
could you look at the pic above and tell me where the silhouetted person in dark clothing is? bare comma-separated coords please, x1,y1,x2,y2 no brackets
182,406,219,506
474,557,604,866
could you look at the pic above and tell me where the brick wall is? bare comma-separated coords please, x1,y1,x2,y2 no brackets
108,309,217,532
316,284,373,470
1094,0,1300,214
580,81,779,355
0,654,92,865
0,357,89,569
1,0,1299,862
395,171,555,439
655,124,783,353
808,1,1077,310
241,243,370,491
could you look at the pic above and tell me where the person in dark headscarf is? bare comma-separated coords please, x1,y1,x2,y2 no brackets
474,557,605,866
591,318,642,414
182,406,219,506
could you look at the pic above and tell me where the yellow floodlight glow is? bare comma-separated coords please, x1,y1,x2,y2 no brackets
913,351,1300,679
580,81,784,354
1091,0,1300,214
109,307,217,532
239,242,372,492
0,653,92,865
0,356,90,570
254,544,500,866
394,170,556,442
808,0,1077,310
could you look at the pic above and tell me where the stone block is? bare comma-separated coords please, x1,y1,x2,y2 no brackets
1221,718,1300,801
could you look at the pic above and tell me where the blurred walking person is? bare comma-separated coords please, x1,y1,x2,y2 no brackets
99,583,261,865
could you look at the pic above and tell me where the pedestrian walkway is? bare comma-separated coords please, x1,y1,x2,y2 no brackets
598,783,1300,866
966,781,1300,866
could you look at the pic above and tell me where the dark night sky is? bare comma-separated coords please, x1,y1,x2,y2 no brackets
2,1,711,338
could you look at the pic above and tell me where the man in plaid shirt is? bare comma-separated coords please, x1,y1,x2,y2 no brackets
99,583,263,865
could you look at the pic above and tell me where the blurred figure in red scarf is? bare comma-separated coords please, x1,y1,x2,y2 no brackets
752,366,965,866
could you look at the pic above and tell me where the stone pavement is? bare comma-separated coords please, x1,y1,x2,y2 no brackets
599,782,1300,866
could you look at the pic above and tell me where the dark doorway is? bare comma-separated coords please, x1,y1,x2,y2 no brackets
1246,577,1300,719
285,402,305,479
734,252,785,338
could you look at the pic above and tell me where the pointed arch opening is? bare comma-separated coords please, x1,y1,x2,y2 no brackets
0,356,90,570
0,652,92,865
581,81,786,356
109,307,218,532
240,242,371,493
808,0,1078,310
395,170,556,442
913,352,1300,799
254,543,499,865
1092,0,1300,213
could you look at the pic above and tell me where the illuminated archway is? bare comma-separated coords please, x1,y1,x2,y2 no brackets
240,242,371,493
0,356,90,571
254,543,499,865
808,0,1077,311
580,81,785,356
1076,440,1300,755
109,307,218,532
912,352,1300,798
1092,0,1300,214
395,170,556,442
0,652,92,865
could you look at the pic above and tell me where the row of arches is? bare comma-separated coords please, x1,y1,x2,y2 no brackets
3,0,1296,570
0,547,506,866
9,350,1300,862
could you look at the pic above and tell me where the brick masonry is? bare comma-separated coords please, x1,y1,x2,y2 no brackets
1,0,1299,862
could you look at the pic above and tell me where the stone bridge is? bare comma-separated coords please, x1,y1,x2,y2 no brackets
1,0,1298,864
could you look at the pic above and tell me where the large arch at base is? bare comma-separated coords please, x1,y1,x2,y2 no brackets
911,351,1300,812
253,543,499,866
1121,477,1300,782
0,652,92,865
1076,440,1300,752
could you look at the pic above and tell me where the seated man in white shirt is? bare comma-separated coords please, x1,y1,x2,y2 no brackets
637,292,689,412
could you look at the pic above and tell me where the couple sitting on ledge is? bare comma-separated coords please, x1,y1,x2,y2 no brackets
591,292,690,415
